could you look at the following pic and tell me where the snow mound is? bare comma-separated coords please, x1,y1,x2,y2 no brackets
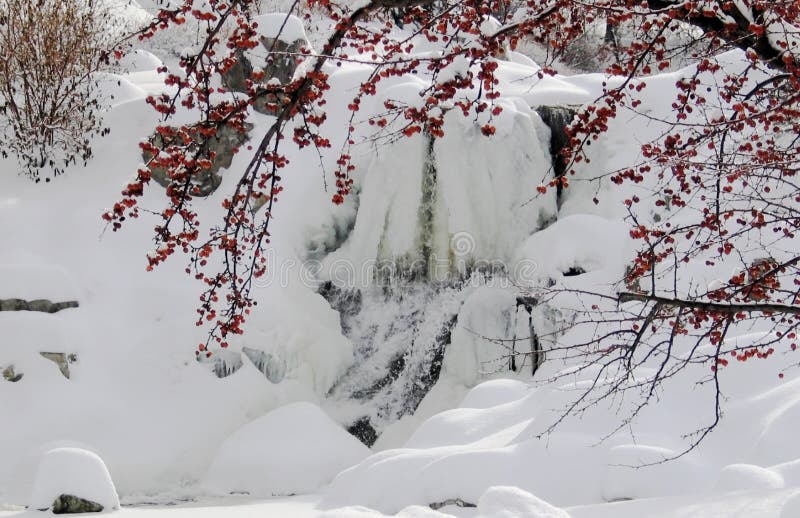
477,486,570,518
29,448,119,511
204,402,370,497
93,73,148,109
397,506,456,517
512,214,635,285
753,396,800,466
602,445,708,501
715,464,785,492
116,49,163,72
252,13,308,43
459,379,531,409
322,385,606,513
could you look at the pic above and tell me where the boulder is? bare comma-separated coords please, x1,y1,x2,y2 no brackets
2,364,23,382
142,122,252,196
221,49,254,93
29,448,119,513
535,105,579,205
51,494,104,514
219,13,312,115
0,299,78,313
39,352,76,379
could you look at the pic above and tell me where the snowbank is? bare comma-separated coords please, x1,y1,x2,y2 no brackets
477,486,570,518
204,402,369,496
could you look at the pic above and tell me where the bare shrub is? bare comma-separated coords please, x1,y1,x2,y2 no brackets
0,0,110,181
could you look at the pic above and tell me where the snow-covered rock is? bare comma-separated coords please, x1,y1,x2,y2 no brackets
204,402,369,497
477,486,570,518
116,49,163,73
29,448,119,512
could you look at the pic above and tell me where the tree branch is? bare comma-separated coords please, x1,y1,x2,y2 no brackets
618,292,800,315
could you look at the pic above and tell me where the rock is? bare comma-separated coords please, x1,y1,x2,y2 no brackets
429,498,476,510
535,105,579,205
2,364,23,382
260,36,305,84
39,352,75,379
224,34,309,115
51,494,104,514
221,49,254,93
0,299,78,313
221,16,310,103
29,448,119,513
347,417,378,447
142,122,252,197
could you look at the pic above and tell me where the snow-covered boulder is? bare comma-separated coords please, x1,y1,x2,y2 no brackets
29,448,119,513
459,379,530,409
477,486,570,518
204,402,370,496
714,464,785,492
601,444,708,501
116,49,162,73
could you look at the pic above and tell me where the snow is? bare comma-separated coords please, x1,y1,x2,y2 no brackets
512,214,636,285
0,262,81,301
602,445,708,501
204,402,369,497
781,492,800,518
116,50,164,73
253,14,309,44
320,102,555,287
2,4,800,518
458,379,531,409
570,488,800,518
715,464,785,492
477,486,570,518
29,448,119,511
440,287,521,387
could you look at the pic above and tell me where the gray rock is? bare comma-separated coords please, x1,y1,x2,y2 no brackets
142,122,252,197
260,36,306,86
535,105,580,206
221,49,254,93
0,299,78,313
220,35,309,116
429,498,476,510
2,364,23,382
39,352,76,379
50,494,103,514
